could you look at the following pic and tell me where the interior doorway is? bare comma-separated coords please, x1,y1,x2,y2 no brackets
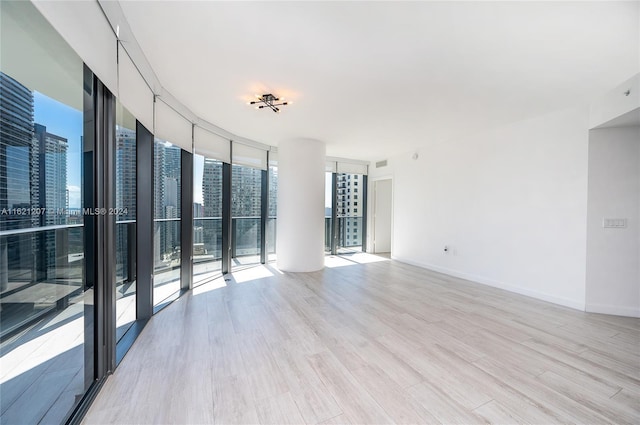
585,108,640,317
373,179,392,254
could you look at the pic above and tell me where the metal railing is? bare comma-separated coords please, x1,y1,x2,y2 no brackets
0,224,85,339
325,216,364,251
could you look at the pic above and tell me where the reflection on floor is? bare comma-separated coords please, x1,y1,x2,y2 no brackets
153,268,181,308
1,290,91,425
1,281,81,338
85,254,639,425
193,255,278,287
193,260,222,286
116,281,136,342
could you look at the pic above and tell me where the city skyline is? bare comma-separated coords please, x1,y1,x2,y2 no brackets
33,91,82,209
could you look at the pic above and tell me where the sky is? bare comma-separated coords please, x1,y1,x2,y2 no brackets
33,91,83,209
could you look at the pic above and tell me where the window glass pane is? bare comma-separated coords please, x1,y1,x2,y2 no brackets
231,164,261,268
153,139,181,306
193,154,222,284
325,172,333,252
1,2,90,422
267,165,278,262
115,102,136,340
337,173,364,252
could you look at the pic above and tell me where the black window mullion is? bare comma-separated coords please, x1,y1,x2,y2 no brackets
221,161,232,274
331,172,338,255
135,121,154,320
361,175,368,253
90,73,116,378
180,149,193,290
260,156,268,264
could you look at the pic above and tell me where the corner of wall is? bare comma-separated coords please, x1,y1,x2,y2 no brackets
589,73,640,129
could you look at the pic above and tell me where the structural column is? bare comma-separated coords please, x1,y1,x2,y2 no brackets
277,139,325,272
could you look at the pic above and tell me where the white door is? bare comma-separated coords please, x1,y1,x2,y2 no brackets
373,179,392,253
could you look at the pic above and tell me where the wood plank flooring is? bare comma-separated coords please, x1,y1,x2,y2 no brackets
83,254,640,424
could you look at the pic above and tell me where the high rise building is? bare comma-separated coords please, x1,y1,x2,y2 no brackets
336,173,363,248
154,141,181,267
0,72,40,290
34,123,69,279
231,164,261,217
193,202,204,219
231,165,262,255
154,141,181,218
115,125,136,283
115,126,136,220
268,166,278,218
201,158,223,258
0,72,38,231
202,158,222,218
34,123,68,226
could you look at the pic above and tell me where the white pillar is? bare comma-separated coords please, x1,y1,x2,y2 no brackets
276,138,325,272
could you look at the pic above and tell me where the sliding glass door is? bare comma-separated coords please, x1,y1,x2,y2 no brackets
153,139,182,306
0,2,92,423
231,164,262,268
336,173,365,253
193,154,223,284
325,166,368,254
115,102,137,341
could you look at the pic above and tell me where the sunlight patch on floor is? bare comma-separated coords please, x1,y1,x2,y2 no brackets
324,256,355,268
346,252,391,264
1,316,83,383
232,265,274,283
192,276,228,296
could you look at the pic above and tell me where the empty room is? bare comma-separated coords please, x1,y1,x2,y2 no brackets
0,1,638,424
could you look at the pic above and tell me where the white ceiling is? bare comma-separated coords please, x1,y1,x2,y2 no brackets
119,1,639,161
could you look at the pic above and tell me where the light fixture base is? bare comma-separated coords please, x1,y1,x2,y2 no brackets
249,93,289,113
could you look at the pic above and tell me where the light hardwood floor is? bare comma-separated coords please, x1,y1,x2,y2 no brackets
84,254,640,424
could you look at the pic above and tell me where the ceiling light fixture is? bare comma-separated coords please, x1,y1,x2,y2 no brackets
248,93,291,113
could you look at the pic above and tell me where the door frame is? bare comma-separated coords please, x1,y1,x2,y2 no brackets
368,175,393,254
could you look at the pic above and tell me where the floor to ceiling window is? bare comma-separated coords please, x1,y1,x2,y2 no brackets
267,158,278,262
337,173,365,253
325,162,368,254
193,154,223,285
115,102,137,340
153,139,181,306
0,2,92,423
231,164,262,268
325,171,334,252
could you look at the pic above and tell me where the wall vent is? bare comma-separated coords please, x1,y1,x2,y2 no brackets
375,160,388,168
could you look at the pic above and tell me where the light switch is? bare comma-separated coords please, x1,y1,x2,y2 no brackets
603,218,627,228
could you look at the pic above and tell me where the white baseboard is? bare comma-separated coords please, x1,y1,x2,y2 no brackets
585,303,640,318
392,255,586,311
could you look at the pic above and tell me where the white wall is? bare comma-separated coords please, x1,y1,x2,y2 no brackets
586,126,640,317
589,73,639,129
374,106,590,310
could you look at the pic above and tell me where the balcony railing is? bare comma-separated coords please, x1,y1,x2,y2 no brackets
195,216,277,259
325,216,364,251
0,224,84,339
